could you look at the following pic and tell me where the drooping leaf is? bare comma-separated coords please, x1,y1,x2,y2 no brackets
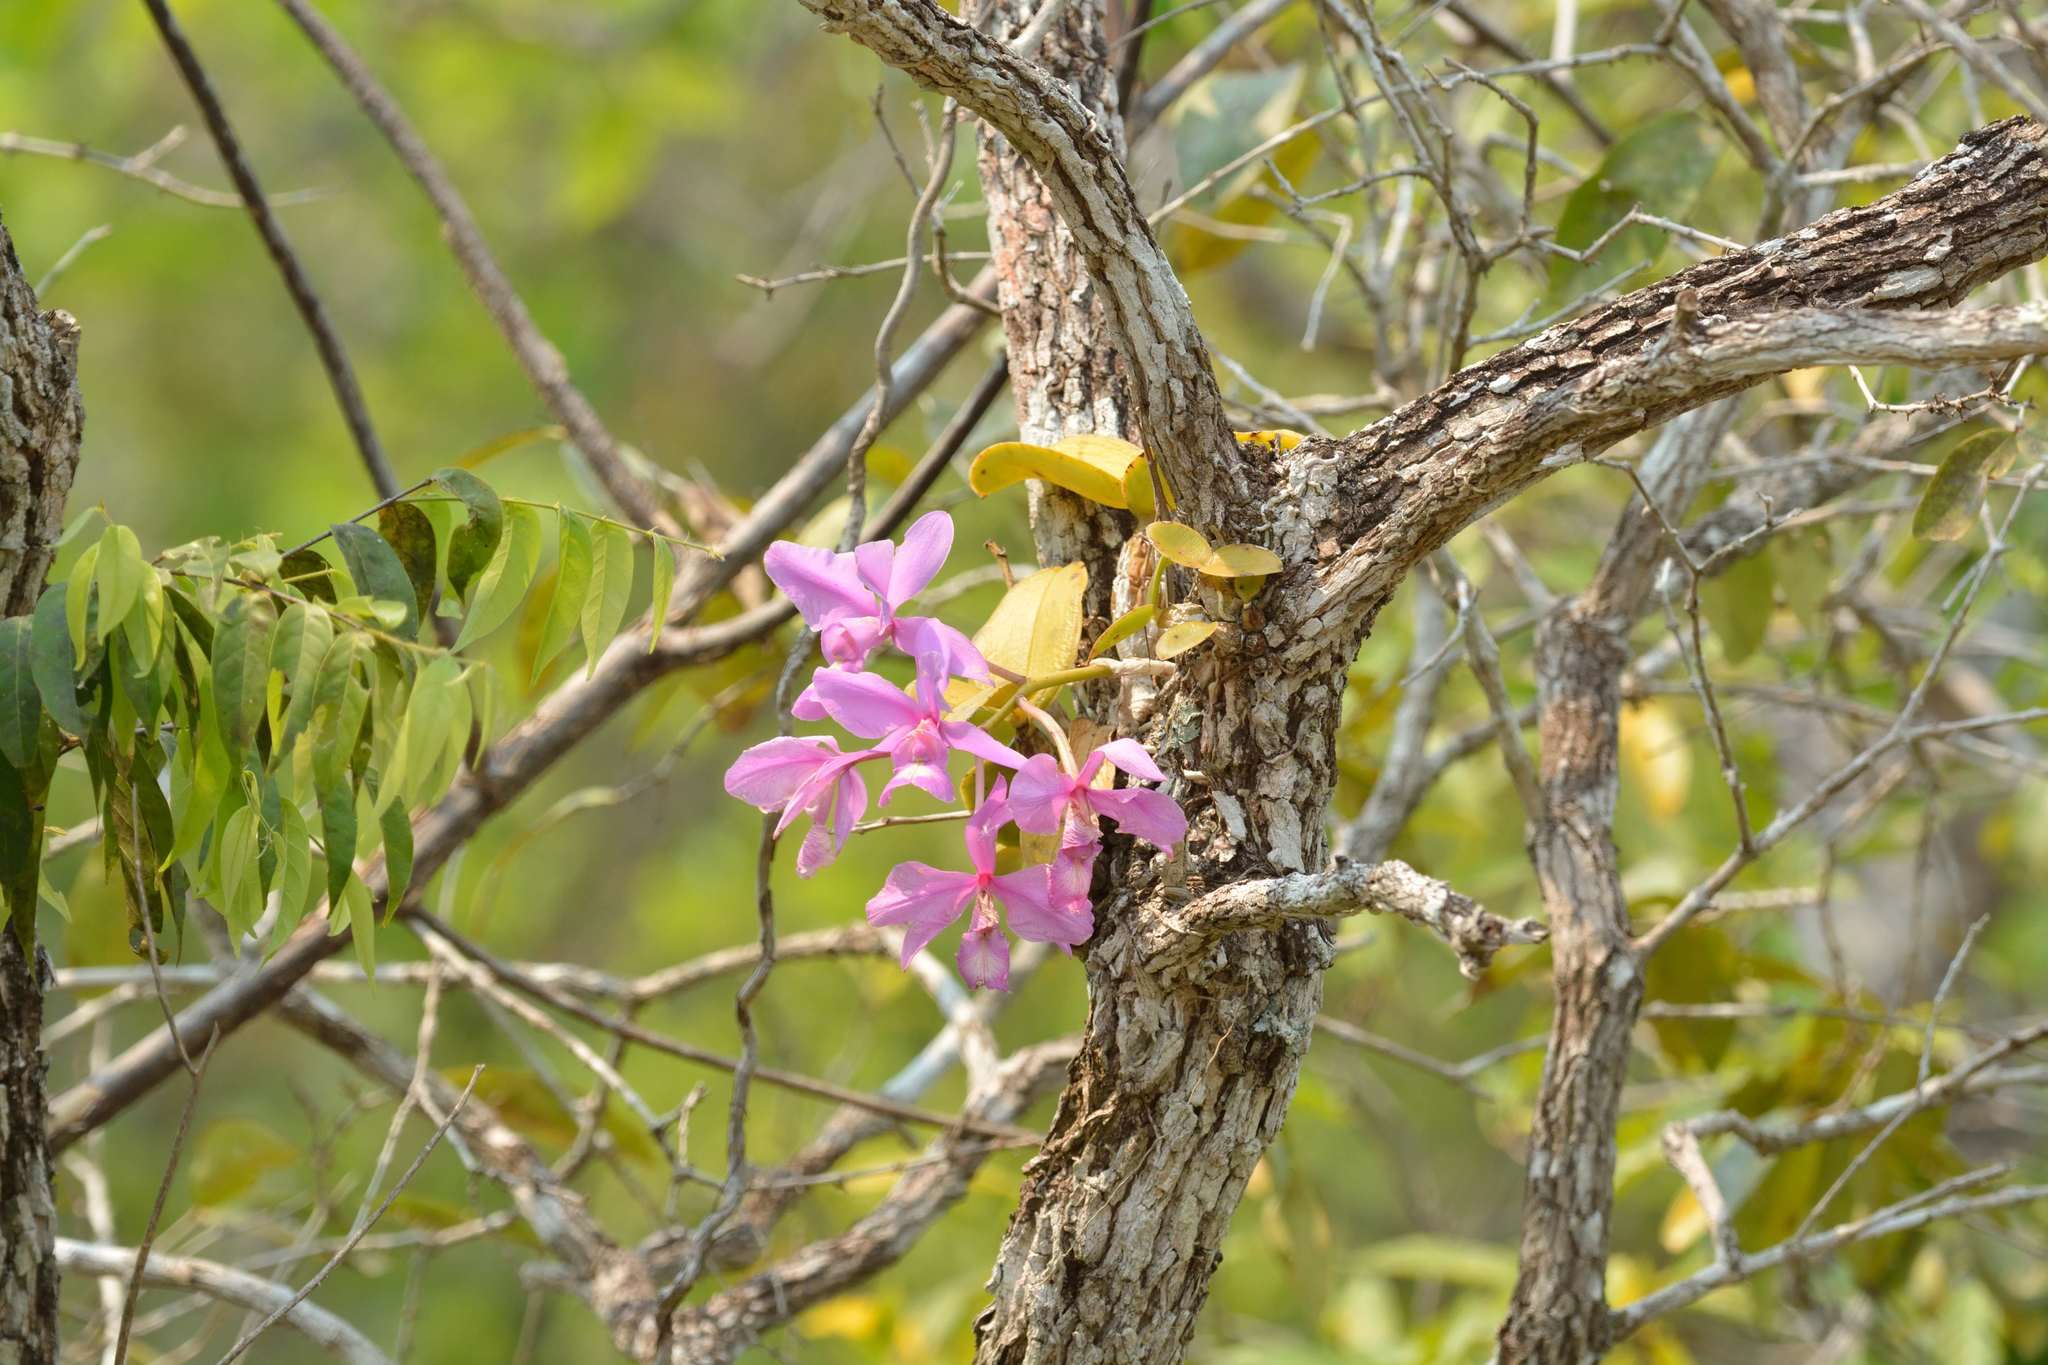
340,875,376,976
101,737,182,957
0,619,42,768
434,466,507,601
968,435,1146,506
65,540,99,668
331,521,420,641
1156,619,1221,658
1544,112,1720,310
215,803,264,941
949,563,1089,714
582,522,636,675
272,798,313,951
453,502,543,650
92,524,146,644
380,797,414,912
1147,521,1214,571
533,510,591,680
1699,549,1774,664
211,594,277,769
319,768,356,911
1912,430,2014,541
646,539,676,653
377,501,438,624
1122,457,1160,521
279,548,337,603
29,586,86,735
1090,603,1156,659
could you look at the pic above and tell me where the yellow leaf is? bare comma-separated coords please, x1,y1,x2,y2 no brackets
1156,619,1220,658
948,563,1088,711
1660,1186,1707,1254
1122,456,1159,520
1622,700,1693,820
1234,429,1307,454
800,1296,888,1342
1780,368,1828,402
1089,603,1155,658
1204,542,1283,577
1146,521,1213,570
968,435,1145,506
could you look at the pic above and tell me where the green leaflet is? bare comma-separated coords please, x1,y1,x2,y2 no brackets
646,539,675,653
93,523,146,644
272,799,313,951
30,586,86,734
377,501,439,625
453,502,542,650
212,593,277,769
434,467,505,602
274,604,336,751
65,540,99,668
0,618,41,768
332,521,421,642
319,767,356,911
533,509,592,680
380,796,414,911
279,547,338,603
216,803,264,940
1912,430,2015,541
582,521,635,675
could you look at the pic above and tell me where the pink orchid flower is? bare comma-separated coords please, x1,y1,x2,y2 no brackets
722,734,874,877
1008,739,1186,848
764,510,985,701
865,786,1077,991
807,650,1023,805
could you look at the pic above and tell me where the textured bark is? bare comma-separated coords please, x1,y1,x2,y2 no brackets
0,208,83,1365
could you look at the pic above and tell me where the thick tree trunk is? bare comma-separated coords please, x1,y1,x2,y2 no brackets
0,208,85,1365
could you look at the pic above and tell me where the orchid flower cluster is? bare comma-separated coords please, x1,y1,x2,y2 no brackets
722,511,1186,990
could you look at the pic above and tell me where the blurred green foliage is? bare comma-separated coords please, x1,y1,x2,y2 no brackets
6,1,2046,1362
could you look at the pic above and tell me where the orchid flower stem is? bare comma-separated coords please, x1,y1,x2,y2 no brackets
979,663,1116,733
1014,698,1077,775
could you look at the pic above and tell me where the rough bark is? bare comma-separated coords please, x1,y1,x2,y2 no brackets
0,207,83,1365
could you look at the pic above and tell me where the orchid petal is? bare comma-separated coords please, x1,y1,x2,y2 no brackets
723,735,839,810
1090,786,1187,848
810,668,924,738
897,615,988,681
763,541,871,626
853,539,895,602
956,925,1011,990
889,511,953,608
1091,738,1166,784
941,720,1026,770
1006,754,1074,835
962,787,1009,875
999,866,1092,947
865,863,977,965
881,759,957,806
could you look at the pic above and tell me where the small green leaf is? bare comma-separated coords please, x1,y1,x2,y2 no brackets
1912,430,2014,541
1090,604,1156,659
1699,550,1775,664
331,521,420,641
216,804,263,940
211,595,277,769
65,540,99,668
377,501,438,624
533,511,591,680
0,619,42,769
273,799,313,950
319,769,356,910
453,503,542,650
433,467,506,601
582,522,635,675
47,504,105,586
380,797,413,912
1146,521,1214,570
646,540,676,653
274,606,336,752
1156,619,1221,659
342,877,376,976
93,525,146,644
29,587,86,735
279,547,338,603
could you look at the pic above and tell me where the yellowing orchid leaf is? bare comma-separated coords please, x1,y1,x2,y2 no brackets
1156,619,1221,659
1234,429,1307,454
968,435,1145,507
1204,542,1283,577
947,562,1088,712
1147,521,1213,570
1089,603,1155,658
